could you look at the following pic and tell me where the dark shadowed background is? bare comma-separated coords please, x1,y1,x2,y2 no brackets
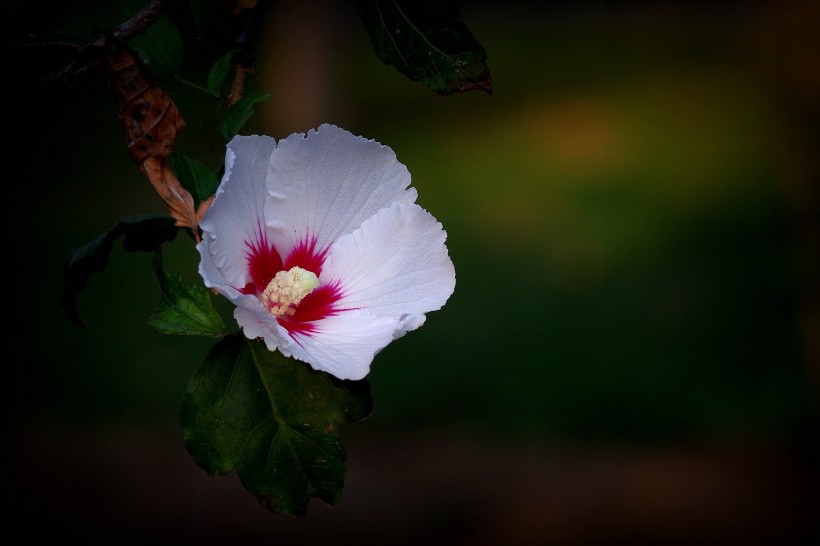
9,0,819,544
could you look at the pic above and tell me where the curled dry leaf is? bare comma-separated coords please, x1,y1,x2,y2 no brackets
140,157,198,233
105,40,201,238
106,41,184,162
195,195,216,227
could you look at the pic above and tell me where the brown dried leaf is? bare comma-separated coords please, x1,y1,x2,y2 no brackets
106,42,186,162
124,85,185,162
195,195,216,228
141,157,198,235
104,40,202,238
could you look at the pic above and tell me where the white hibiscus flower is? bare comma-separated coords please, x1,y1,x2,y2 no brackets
197,124,456,380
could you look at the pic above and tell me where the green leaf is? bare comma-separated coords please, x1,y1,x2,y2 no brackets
170,152,221,205
207,49,237,98
128,13,184,79
219,92,272,142
60,215,180,326
357,0,492,95
148,250,226,337
181,335,372,516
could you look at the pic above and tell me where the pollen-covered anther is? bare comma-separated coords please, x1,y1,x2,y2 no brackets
261,267,320,317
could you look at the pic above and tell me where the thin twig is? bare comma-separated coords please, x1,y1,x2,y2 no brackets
113,0,169,42
226,1,270,106
49,0,170,85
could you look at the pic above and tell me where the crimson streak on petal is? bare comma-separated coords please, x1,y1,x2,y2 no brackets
284,236,328,276
242,230,344,337
279,281,346,336
242,223,283,295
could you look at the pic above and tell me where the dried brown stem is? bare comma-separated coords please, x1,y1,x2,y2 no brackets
227,64,252,106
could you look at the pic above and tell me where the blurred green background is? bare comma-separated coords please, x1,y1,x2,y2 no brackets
10,0,819,544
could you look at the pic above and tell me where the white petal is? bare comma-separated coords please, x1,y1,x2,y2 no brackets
263,124,417,256
322,203,456,326
234,296,397,380
198,134,276,288
282,311,401,380
233,297,290,352
392,313,426,339
196,233,235,294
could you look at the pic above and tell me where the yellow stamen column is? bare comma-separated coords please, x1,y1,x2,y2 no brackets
261,267,320,316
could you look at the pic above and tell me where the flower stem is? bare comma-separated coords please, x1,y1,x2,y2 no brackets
174,76,214,97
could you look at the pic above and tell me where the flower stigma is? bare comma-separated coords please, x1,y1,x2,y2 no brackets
260,266,320,317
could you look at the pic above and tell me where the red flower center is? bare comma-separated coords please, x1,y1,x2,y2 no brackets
241,229,342,336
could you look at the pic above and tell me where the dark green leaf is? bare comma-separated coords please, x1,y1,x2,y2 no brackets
59,214,179,326
207,49,237,98
357,0,492,95
128,14,184,79
219,92,272,141
148,250,227,337
170,153,221,205
181,335,372,516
